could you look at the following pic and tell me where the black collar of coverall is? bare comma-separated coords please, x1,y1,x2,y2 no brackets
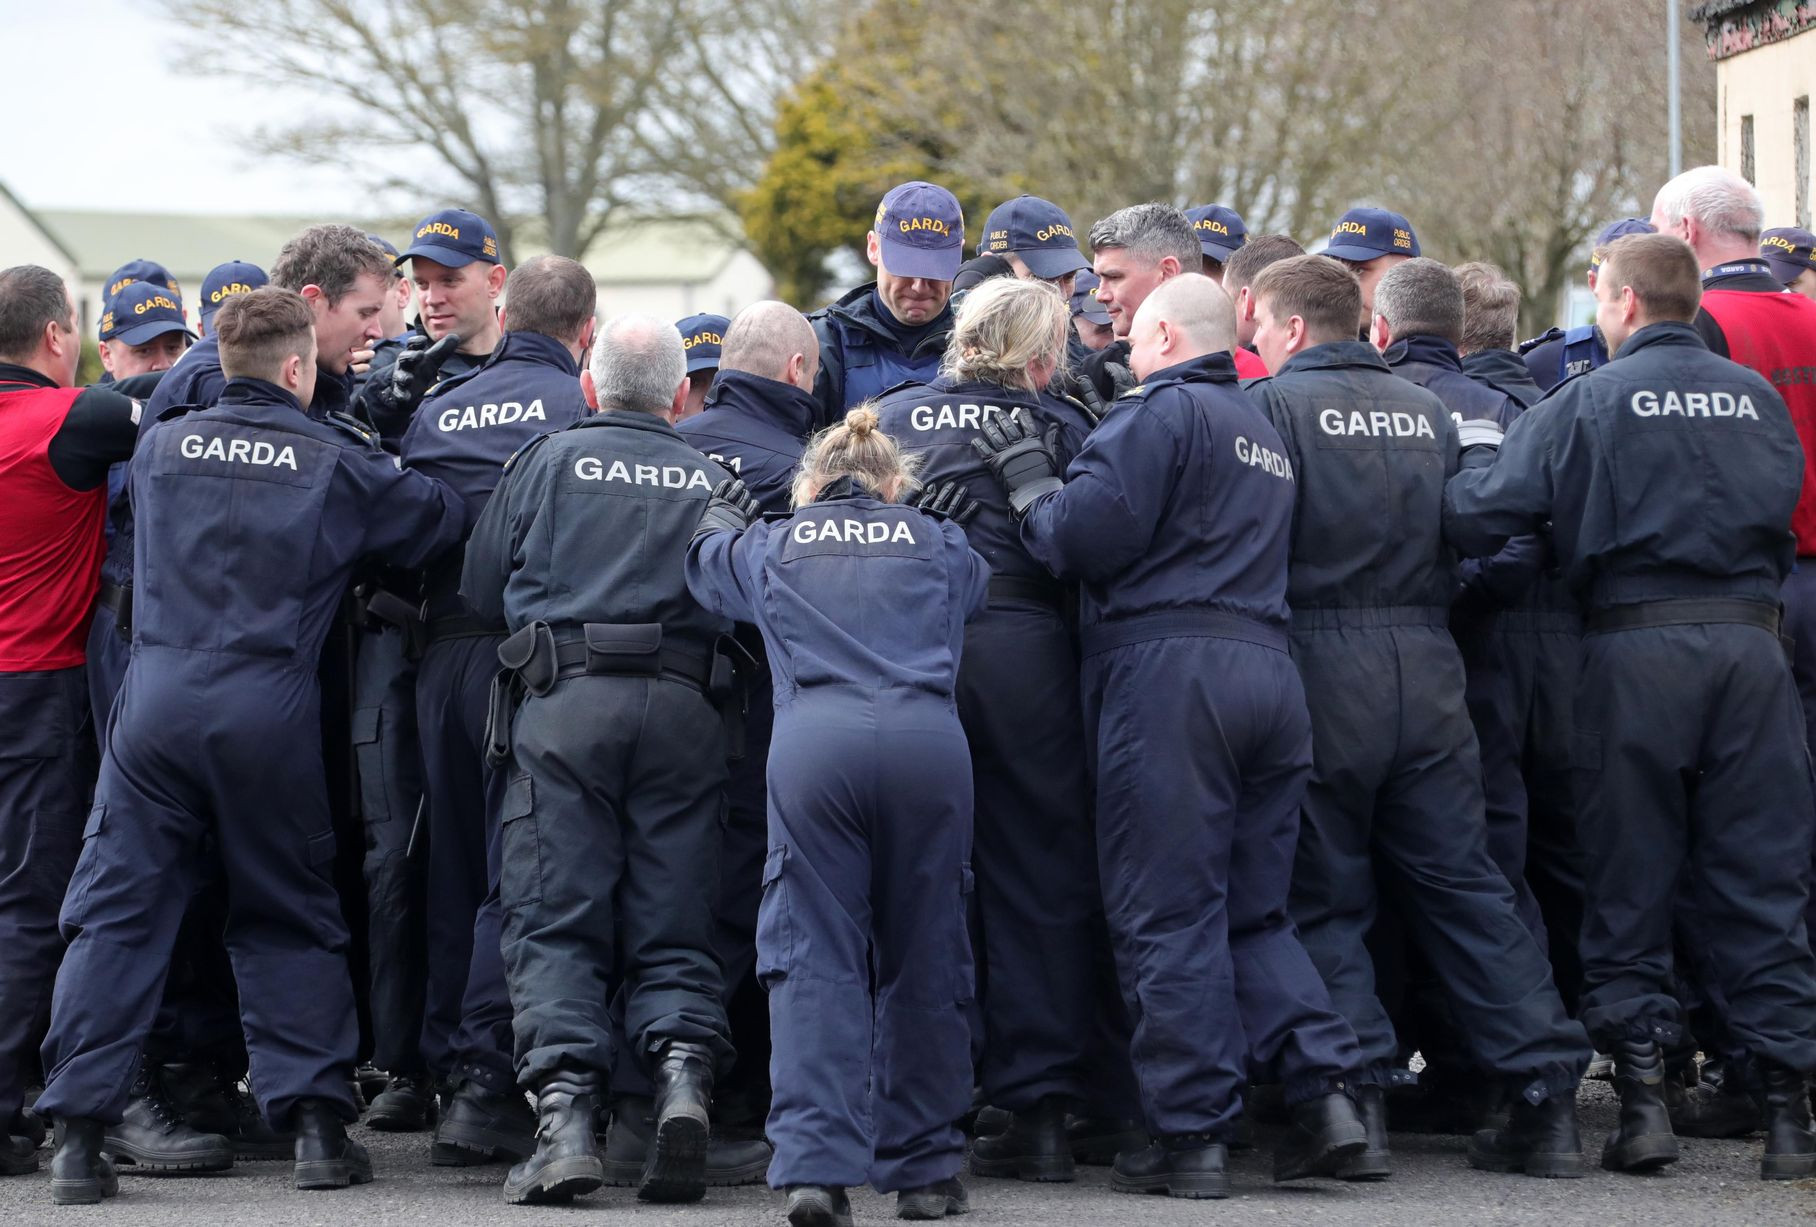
1278,339,1394,376
1610,320,1708,361
702,370,820,438
569,407,688,439
1383,333,1465,371
1138,351,1240,388
217,376,306,414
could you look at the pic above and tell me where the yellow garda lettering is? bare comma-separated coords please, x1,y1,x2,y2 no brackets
482,236,498,258
1195,220,1230,236
1393,228,1414,250
1036,223,1074,241
418,221,461,240
100,311,114,332
899,217,951,236
109,277,134,296
1334,221,1370,237
1766,235,1797,253
134,295,180,315
684,331,723,349
209,283,256,305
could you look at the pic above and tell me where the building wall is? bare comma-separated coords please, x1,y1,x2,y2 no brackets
593,251,776,323
1715,29,1816,228
0,199,79,313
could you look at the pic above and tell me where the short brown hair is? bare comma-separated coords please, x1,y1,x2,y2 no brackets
502,255,596,343
271,224,395,303
1223,234,1306,293
216,287,316,383
1251,255,1361,345
0,265,72,362
1455,262,1522,354
1596,233,1702,324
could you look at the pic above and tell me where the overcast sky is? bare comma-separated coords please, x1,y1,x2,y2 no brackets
3,0,374,216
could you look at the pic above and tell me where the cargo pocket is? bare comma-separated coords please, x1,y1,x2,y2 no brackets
26,809,85,898
55,803,107,925
754,845,792,987
349,707,391,826
954,862,977,1004
498,775,542,909
305,828,338,874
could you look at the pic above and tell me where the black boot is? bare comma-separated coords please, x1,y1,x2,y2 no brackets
104,1066,233,1173
896,1174,968,1219
50,1118,119,1205
1467,1091,1585,1178
1667,1074,1761,1138
598,1095,770,1187
968,1095,1074,1182
503,1073,604,1205
1335,1083,1391,1181
1109,1133,1229,1199
1274,1087,1368,1182
291,1098,372,1189
158,1062,235,1136
432,1069,534,1165
785,1184,854,1227
1064,1115,1147,1166
641,1040,714,1203
355,1064,389,1104
1753,1060,1816,1180
0,1132,35,1177
1602,1040,1679,1173
367,1072,438,1132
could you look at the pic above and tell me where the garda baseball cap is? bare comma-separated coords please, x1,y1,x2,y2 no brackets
1762,226,1816,284
873,181,965,282
199,260,269,327
1184,203,1248,262
399,208,501,268
104,258,180,305
978,195,1090,280
677,313,730,374
1589,218,1655,272
1323,207,1420,262
1071,270,1112,326
99,280,197,345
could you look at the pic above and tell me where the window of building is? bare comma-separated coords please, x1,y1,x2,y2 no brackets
1797,96,1811,230
1742,114,1756,185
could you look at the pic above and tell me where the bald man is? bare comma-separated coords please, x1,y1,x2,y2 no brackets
973,273,1369,1197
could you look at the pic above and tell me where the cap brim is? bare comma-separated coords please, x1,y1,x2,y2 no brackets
686,355,721,375
879,238,963,283
1766,256,1813,285
1076,306,1112,325
111,319,197,345
400,243,485,268
1018,246,1091,279
1320,242,1388,263
1199,240,1243,262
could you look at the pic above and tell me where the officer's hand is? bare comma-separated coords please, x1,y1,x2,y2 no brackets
911,480,980,526
971,414,1063,516
697,477,760,537
373,332,463,421
1103,358,1135,400
1051,369,1107,424
350,346,377,377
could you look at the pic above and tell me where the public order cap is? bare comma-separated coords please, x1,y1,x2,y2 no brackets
398,208,501,268
677,313,730,374
1762,226,1816,284
199,260,268,326
978,195,1090,279
874,181,965,282
104,258,180,304
1071,270,1112,326
1184,203,1248,262
1589,218,1655,273
1323,207,1420,262
100,280,197,345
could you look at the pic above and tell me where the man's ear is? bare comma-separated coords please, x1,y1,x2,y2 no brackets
1370,313,1392,352
580,367,600,410
487,263,508,297
866,231,882,270
664,377,688,423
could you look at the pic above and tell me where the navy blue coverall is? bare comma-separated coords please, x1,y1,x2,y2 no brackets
810,286,952,425
686,478,989,1191
1017,352,1363,1140
35,376,465,1127
1443,321,1816,1073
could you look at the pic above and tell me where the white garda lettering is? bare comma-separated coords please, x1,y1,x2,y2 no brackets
1631,390,1658,416
575,456,603,479
1319,408,1437,438
792,517,916,545
442,399,548,432
1632,388,1760,420
573,455,714,488
792,520,816,544
180,433,298,469
911,402,1021,432
181,434,203,458
1234,436,1294,479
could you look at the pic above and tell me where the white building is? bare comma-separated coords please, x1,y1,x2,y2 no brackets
1693,0,1816,228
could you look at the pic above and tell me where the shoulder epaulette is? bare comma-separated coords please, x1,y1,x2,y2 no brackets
155,400,206,423
502,429,558,473
324,411,381,447
1517,327,1564,356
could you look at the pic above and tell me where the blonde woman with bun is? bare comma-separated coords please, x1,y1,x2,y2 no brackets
685,405,989,1227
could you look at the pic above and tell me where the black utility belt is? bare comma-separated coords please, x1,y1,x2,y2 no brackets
97,579,133,638
986,575,1066,608
498,621,714,694
1586,597,1780,635
425,613,505,644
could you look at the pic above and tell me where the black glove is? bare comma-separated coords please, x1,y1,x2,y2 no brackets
911,480,980,525
371,332,462,424
696,478,760,538
971,414,1062,516
1052,368,1107,424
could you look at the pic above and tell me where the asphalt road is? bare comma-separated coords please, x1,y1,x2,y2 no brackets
3,1083,1811,1226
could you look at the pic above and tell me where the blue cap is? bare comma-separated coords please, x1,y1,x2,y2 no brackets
1763,226,1816,284
677,313,730,374
978,195,1089,280
1323,208,1420,262
1184,204,1248,262
399,208,501,267
104,258,179,304
1590,218,1656,272
1070,270,1111,326
366,233,400,260
99,280,196,345
874,181,965,282
199,260,268,326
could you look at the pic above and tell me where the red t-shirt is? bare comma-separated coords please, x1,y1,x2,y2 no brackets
1233,346,1269,379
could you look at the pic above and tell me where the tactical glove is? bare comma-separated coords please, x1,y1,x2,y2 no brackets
696,478,760,538
911,480,981,526
972,414,1062,516
370,332,462,427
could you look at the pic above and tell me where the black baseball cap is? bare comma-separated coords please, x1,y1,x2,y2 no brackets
1762,227,1816,284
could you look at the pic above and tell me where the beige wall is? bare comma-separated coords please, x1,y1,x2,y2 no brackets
0,200,79,317
593,250,776,323
1716,30,1816,228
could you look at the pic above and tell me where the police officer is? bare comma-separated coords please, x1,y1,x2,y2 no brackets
1073,203,1198,405
677,313,729,421
1245,254,1590,1178
1069,270,1114,355
96,281,193,385
811,180,964,423
1321,207,1420,335
1519,218,1655,392
400,257,595,1162
0,267,141,1177
1183,203,1247,282
1762,226,1816,300
35,287,467,1203
196,261,269,338
686,407,989,1226
1444,232,1816,1181
976,274,1371,1197
977,195,1091,298
1221,234,1306,379
352,235,411,377
875,278,1106,1183
460,314,735,1207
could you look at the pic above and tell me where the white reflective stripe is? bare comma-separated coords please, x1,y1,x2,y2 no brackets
129,398,142,426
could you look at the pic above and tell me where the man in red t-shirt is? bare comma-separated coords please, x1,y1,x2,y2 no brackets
1223,235,1307,380
0,266,139,1176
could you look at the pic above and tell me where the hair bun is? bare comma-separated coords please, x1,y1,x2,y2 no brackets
844,406,879,436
